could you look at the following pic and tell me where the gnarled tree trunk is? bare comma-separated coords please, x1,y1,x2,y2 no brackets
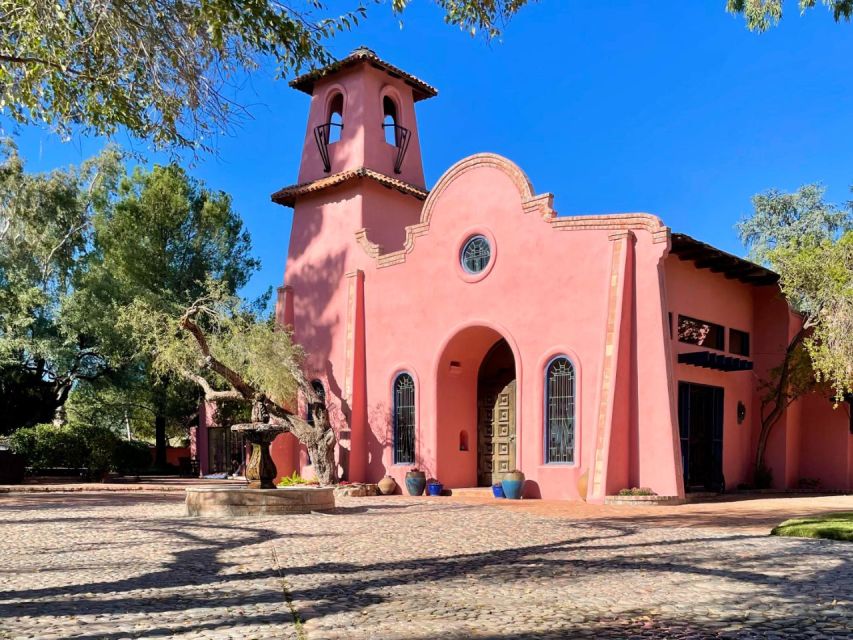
754,328,806,483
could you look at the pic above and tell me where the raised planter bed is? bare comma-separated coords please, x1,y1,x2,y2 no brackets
604,495,685,506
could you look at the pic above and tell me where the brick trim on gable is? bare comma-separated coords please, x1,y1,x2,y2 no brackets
354,153,671,269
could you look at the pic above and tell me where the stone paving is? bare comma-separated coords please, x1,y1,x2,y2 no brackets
0,492,851,640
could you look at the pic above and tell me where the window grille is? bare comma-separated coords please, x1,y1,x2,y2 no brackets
545,357,575,464
461,235,491,274
393,373,416,464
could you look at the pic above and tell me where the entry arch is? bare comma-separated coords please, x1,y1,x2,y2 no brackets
432,320,524,488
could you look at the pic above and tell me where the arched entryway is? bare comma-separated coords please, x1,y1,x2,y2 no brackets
434,325,519,488
477,339,516,486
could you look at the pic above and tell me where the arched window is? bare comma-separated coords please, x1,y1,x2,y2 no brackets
393,373,415,464
545,357,575,464
383,96,398,145
328,92,343,143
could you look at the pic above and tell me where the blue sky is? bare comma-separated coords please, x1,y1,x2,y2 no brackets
5,2,853,302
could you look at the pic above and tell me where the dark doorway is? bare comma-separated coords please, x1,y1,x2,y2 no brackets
477,339,516,486
678,382,724,492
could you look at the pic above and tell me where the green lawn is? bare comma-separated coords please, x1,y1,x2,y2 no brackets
771,512,853,542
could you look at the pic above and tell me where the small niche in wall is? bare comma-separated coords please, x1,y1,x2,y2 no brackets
459,430,469,451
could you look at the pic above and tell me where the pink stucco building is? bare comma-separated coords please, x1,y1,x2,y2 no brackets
262,48,851,500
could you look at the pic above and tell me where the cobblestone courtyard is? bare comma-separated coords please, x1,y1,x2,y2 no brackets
0,493,851,640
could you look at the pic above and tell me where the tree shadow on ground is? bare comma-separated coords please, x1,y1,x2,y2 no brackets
276,517,851,635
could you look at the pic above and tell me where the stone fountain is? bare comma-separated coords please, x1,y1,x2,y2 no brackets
185,421,335,517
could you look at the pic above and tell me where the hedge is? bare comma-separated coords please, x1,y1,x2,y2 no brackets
10,422,151,476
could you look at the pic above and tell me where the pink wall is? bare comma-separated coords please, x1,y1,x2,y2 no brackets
665,258,758,489
797,392,851,491
284,149,683,499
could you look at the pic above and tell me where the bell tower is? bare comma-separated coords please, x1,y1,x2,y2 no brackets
269,49,436,483
290,46,435,186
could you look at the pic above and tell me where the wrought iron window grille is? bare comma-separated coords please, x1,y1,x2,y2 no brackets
393,373,416,464
545,357,575,464
314,122,343,173
461,235,491,274
382,123,411,174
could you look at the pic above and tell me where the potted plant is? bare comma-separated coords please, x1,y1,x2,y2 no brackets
426,477,443,496
405,468,426,496
501,469,525,500
492,482,504,499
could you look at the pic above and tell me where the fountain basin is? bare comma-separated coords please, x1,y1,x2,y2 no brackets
186,485,335,517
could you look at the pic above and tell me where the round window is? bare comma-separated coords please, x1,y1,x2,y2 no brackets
460,235,491,274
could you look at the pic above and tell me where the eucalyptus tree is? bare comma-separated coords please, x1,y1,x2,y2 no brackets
0,0,531,155
727,0,853,31
0,139,123,432
737,183,853,481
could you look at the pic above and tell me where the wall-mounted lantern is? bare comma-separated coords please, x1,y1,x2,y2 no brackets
737,401,747,424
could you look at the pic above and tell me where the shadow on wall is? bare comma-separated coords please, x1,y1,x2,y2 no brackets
367,401,393,479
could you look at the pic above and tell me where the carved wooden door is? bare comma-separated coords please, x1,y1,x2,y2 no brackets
478,379,516,486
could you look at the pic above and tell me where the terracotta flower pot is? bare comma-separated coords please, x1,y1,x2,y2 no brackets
378,475,397,495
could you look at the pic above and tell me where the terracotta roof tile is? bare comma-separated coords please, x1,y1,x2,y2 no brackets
290,47,437,102
270,167,429,207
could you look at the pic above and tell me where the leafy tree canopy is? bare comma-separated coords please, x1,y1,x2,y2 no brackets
0,1,531,154
0,141,259,445
738,183,853,398
121,281,339,482
727,0,852,31
0,140,123,430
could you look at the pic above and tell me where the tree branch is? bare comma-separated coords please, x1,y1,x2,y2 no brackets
179,303,256,399
179,367,244,403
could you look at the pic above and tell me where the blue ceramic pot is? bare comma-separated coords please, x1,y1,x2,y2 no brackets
405,473,426,496
427,482,443,496
492,484,505,498
501,478,524,500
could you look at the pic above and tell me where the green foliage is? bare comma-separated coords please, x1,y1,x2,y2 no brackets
771,512,853,541
737,184,850,277
0,141,258,442
113,440,153,475
0,1,530,154
772,232,853,397
738,183,853,399
8,421,139,475
617,487,657,496
122,281,304,411
0,140,125,426
727,0,853,31
277,471,317,486
392,0,531,38
93,164,258,303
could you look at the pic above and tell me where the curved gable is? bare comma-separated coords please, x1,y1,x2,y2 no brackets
356,152,669,268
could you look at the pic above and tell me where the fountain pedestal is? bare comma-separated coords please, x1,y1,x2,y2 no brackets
185,421,336,517
233,423,282,489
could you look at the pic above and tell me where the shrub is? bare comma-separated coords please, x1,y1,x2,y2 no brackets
113,440,152,474
277,471,309,486
10,422,132,476
617,487,657,497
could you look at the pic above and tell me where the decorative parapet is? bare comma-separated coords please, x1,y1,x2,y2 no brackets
354,152,671,268
551,213,670,244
